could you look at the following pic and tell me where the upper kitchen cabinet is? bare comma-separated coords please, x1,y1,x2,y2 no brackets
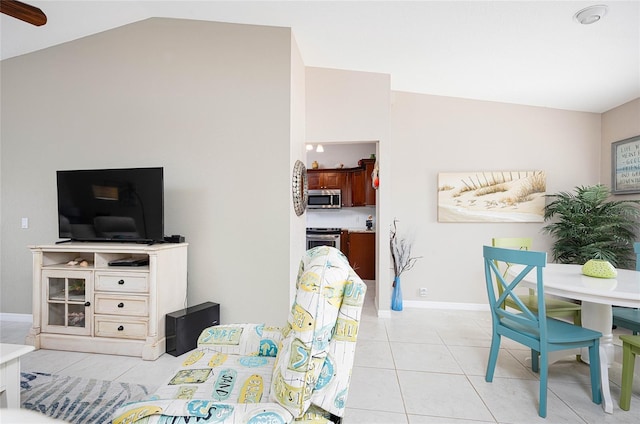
307,170,345,190
351,169,365,206
351,159,376,207
363,159,376,206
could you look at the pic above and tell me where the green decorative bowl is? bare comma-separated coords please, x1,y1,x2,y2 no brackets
581,259,617,279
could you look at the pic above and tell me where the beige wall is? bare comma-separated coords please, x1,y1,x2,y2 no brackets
0,18,302,324
390,92,602,306
288,33,307,305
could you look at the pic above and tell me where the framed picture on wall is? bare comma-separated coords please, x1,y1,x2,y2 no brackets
437,171,546,223
611,135,640,194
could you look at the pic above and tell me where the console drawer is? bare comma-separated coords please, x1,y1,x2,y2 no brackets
95,273,148,293
94,316,148,339
94,294,148,316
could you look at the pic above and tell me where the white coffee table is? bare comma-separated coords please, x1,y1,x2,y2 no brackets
0,343,35,408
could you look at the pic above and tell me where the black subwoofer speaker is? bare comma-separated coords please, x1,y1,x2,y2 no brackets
166,301,220,356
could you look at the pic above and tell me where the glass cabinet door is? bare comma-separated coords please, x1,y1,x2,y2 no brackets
42,270,92,335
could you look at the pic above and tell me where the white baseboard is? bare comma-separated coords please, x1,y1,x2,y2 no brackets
0,312,33,322
402,300,490,311
376,301,490,315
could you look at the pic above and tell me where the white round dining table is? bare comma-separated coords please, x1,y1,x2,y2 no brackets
509,262,640,414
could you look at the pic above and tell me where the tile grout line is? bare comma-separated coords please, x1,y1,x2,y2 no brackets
384,317,411,423
440,322,500,424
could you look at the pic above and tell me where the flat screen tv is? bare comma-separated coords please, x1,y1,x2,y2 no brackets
57,167,164,243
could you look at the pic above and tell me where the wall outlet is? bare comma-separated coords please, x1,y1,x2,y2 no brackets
419,287,428,297
21,217,29,229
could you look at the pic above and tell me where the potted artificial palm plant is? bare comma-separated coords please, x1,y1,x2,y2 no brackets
542,184,640,269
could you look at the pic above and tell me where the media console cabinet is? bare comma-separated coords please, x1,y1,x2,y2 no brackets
27,243,188,360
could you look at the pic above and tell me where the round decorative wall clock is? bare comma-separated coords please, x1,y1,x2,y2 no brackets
292,160,308,216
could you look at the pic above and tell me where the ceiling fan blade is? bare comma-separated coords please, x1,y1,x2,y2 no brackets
0,0,47,26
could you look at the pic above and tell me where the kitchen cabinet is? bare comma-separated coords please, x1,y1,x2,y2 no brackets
307,170,344,190
342,172,353,207
347,231,375,280
340,229,349,254
350,159,376,207
363,159,377,206
27,243,188,360
351,169,365,206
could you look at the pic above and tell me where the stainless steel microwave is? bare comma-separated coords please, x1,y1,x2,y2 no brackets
308,189,341,209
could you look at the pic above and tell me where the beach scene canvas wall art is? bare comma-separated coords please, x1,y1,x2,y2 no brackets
438,171,546,223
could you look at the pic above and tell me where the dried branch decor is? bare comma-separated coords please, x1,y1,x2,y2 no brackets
390,219,421,281
390,219,422,312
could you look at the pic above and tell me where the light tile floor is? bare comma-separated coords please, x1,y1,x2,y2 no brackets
2,284,640,423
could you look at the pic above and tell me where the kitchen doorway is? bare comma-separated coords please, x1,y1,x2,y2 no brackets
305,141,379,297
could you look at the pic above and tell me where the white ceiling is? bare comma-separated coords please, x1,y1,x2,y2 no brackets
1,1,639,113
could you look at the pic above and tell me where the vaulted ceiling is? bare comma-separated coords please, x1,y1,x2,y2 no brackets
2,1,638,113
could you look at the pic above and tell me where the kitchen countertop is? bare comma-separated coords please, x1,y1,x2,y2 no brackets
346,229,376,233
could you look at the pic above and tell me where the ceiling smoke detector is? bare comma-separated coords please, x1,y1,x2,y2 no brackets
574,5,608,25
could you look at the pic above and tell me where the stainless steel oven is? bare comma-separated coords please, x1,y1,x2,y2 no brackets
306,228,341,250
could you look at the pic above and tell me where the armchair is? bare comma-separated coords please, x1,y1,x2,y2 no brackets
112,246,366,423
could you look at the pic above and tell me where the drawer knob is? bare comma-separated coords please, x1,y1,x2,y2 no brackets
118,279,125,285
117,325,124,331
117,302,124,308
84,301,91,307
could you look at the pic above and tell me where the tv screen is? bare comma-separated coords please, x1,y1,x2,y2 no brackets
57,167,164,242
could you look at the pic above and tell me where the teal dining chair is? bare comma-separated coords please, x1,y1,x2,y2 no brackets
611,242,640,335
483,246,602,418
619,335,640,411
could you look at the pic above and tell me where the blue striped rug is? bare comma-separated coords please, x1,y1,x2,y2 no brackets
20,371,152,424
